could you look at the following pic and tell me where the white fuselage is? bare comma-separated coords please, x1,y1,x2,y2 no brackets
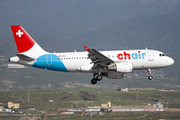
10,49,174,73
57,49,173,72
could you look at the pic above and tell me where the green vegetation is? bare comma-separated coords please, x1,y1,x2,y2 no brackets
1,88,180,119
0,89,180,110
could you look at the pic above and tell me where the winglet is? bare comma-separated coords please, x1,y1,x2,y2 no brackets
83,46,89,51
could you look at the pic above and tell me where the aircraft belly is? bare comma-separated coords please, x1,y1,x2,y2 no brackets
132,59,152,69
131,59,148,69
134,59,160,69
63,60,91,72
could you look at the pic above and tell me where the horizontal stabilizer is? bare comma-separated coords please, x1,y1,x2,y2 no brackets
16,54,34,61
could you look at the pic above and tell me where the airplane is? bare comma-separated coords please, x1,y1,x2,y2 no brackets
9,25,174,84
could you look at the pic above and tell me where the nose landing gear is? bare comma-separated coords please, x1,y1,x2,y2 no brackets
147,69,153,80
148,76,153,80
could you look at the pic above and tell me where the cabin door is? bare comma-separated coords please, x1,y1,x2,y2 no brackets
148,51,154,61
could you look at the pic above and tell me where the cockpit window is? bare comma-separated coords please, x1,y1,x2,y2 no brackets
159,53,166,57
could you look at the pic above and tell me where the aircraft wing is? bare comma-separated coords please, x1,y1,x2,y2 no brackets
84,46,114,68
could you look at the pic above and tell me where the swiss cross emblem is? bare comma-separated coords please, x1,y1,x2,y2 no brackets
16,30,23,37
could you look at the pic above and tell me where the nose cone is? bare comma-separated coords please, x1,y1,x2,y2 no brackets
167,57,174,66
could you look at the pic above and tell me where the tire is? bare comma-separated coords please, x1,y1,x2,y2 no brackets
148,76,153,80
91,78,97,84
96,75,103,81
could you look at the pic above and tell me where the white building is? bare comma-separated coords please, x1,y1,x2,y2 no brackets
120,88,128,92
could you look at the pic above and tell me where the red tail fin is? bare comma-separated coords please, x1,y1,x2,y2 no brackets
11,25,35,53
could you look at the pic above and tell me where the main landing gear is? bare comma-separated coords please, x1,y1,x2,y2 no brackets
91,73,103,84
147,69,153,80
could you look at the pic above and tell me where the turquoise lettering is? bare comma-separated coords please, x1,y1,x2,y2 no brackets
131,53,137,59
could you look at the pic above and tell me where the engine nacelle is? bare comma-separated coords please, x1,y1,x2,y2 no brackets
108,62,133,73
107,71,124,79
76,64,93,72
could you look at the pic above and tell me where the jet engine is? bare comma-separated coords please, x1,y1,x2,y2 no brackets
76,64,93,72
108,62,133,73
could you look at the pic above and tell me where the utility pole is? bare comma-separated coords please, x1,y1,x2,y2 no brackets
28,90,29,102
137,90,138,101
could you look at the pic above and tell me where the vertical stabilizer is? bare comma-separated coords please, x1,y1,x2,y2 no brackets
11,25,47,55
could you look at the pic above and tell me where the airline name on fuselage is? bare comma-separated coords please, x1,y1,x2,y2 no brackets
117,51,146,60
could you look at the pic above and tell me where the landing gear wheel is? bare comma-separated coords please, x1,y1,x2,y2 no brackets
148,76,153,80
96,75,103,81
91,78,97,84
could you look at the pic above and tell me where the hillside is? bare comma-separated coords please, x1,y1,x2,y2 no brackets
1,13,180,56
0,0,180,38
60,13,180,54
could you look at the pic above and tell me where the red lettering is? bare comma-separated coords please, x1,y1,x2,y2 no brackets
117,54,123,60
124,52,131,60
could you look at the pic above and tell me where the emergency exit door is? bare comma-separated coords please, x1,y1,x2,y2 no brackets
148,51,154,61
